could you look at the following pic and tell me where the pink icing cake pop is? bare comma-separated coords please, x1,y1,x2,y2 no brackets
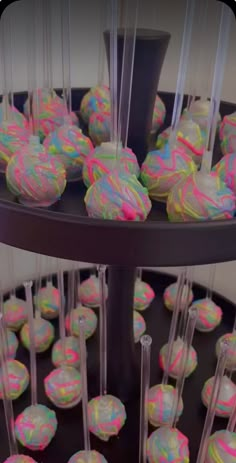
3,330,19,360
85,171,152,221
88,394,126,441
20,317,55,353
52,335,80,369
147,427,190,463
15,404,57,450
89,111,111,146
3,295,28,331
219,112,236,156
141,143,197,202
65,305,97,339
134,279,155,311
0,359,29,400
216,333,236,371
68,450,108,463
44,366,82,409
214,153,236,195
159,336,198,379
82,142,140,188
134,310,146,343
80,85,110,124
148,384,184,427
205,430,236,463
163,282,194,312
202,375,236,418
78,275,108,308
151,94,166,133
167,171,236,222
35,282,60,320
190,298,222,332
4,457,38,463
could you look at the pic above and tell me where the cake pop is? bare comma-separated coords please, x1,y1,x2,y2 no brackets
151,95,166,133
0,360,29,400
82,142,140,188
78,275,108,308
190,298,222,332
88,394,126,441
52,336,80,369
216,333,236,370
80,85,110,124
163,282,194,312
148,384,184,427
134,279,155,311
219,112,236,156
44,123,93,181
65,305,97,339
167,171,236,222
205,430,236,463
35,282,60,320
156,127,170,150
214,153,236,195
68,451,108,463
202,375,236,418
85,171,152,221
3,330,19,360
20,317,55,353
181,99,221,141
15,404,57,451
141,143,197,202
159,336,197,379
3,295,28,331
44,366,82,409
147,427,190,463
134,310,146,343
4,457,38,463
89,111,111,146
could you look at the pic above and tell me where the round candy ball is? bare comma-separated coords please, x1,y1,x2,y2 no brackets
141,143,197,202
216,333,236,371
167,171,236,222
3,295,28,331
134,310,146,343
147,427,189,463
35,282,60,320
219,112,236,155
88,394,126,441
68,450,108,463
6,151,66,208
163,282,194,312
159,336,198,379
134,279,155,311
181,99,221,141
190,298,222,332
20,317,55,353
52,336,80,369
173,119,204,165
44,366,82,409
4,330,19,360
80,85,110,124
44,123,93,181
78,275,108,308
65,305,97,339
83,143,140,188
89,111,111,146
202,375,236,418
151,95,166,133
0,360,29,400
85,171,152,221
214,153,236,195
4,456,38,463
15,404,57,450
148,384,184,427
206,430,236,463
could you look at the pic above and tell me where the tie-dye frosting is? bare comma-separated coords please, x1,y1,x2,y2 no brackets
134,279,155,311
83,143,140,188
89,111,111,146
3,295,28,331
190,298,222,332
219,112,236,156
134,310,146,343
147,427,189,463
52,335,80,369
80,85,110,124
35,282,60,320
181,99,221,141
85,171,152,221
0,359,29,400
167,171,236,222
15,404,57,451
20,317,55,353
159,336,198,379
68,450,108,463
4,456,38,463
78,275,108,308
88,394,126,441
202,375,236,418
3,330,19,360
44,366,82,409
141,143,197,202
65,305,97,339
151,95,166,133
148,384,184,427
163,282,194,312
214,153,236,195
216,333,236,371
206,430,236,463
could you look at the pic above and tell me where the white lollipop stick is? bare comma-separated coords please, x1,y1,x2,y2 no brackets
136,268,142,281
109,0,118,144
68,266,76,334
57,267,66,363
79,316,91,454
177,267,194,340
97,0,107,86
139,335,152,463
60,0,72,116
206,265,216,301
98,265,107,395
42,0,53,92
24,281,37,406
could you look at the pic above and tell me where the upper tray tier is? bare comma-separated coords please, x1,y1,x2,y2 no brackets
1,89,236,267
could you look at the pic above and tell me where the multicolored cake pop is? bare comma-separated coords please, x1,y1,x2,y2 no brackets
134,310,146,343
151,95,166,133
202,375,236,418
181,99,221,141
159,336,197,379
4,457,38,463
167,171,236,222
141,143,197,202
3,330,19,360
148,384,184,427
214,153,236,195
3,295,28,331
20,317,55,353
80,85,110,124
85,171,152,221
65,305,97,339
216,333,236,371
78,275,108,308
52,336,80,369
35,282,60,320
15,404,57,450
219,112,236,156
68,450,108,463
44,366,82,409
147,427,190,463
88,394,126,441
89,111,111,146
163,282,194,312
82,142,140,188
205,430,236,463
0,360,29,400
134,279,155,311
190,298,222,332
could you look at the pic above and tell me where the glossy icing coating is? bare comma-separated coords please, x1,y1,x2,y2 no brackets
148,384,183,427
159,336,198,379
163,282,194,312
181,99,221,141
3,295,28,331
147,427,189,463
15,404,57,450
190,298,222,332
80,85,110,124
206,430,236,463
52,336,80,369
134,279,155,311
20,318,55,353
202,375,236,418
88,394,126,441
65,305,97,339
44,366,82,409
78,275,108,308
